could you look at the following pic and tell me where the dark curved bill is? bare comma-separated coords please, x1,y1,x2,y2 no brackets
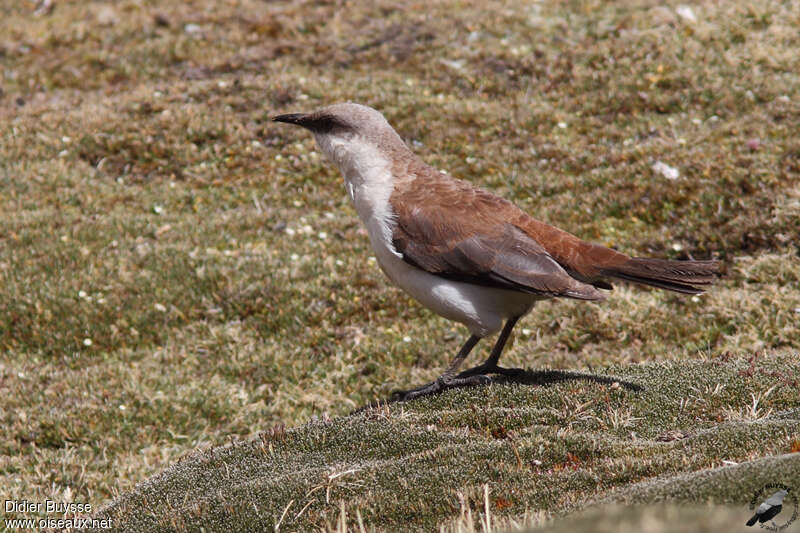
272,113,309,125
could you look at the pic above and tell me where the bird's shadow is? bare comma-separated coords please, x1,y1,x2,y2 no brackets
350,368,643,415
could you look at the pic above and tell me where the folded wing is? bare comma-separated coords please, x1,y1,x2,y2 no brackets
389,172,604,301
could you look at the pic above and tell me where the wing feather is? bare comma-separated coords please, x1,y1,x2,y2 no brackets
389,171,604,301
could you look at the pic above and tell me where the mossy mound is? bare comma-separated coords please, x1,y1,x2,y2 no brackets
93,354,800,531
528,452,800,532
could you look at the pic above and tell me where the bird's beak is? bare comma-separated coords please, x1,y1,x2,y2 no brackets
272,113,310,127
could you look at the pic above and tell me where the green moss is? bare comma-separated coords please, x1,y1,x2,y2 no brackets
93,355,800,531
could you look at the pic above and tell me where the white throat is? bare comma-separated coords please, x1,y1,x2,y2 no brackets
314,133,400,259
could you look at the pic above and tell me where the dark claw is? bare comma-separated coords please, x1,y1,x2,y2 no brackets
391,379,444,402
392,374,495,402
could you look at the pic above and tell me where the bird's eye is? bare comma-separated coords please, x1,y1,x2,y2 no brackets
311,115,352,134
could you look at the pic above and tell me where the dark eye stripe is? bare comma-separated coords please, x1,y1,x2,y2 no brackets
308,114,352,133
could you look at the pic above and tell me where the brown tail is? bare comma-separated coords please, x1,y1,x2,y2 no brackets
600,257,720,294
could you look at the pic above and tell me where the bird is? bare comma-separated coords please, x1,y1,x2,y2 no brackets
747,489,789,526
273,102,720,401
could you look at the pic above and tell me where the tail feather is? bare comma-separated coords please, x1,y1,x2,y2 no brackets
746,513,759,526
600,257,720,294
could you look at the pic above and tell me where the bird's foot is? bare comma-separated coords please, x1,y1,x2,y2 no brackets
455,364,525,380
391,374,492,402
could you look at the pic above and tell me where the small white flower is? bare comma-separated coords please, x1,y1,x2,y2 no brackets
402,336,412,343
440,58,465,71
83,338,93,346
521,328,532,336
318,232,327,240
154,303,167,312
557,122,567,129
119,404,126,411
652,161,679,180
675,5,697,23
78,290,88,298
290,253,299,261
335,259,344,266
285,227,296,236
152,205,164,214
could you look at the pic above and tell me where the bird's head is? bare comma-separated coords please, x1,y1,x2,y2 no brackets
272,103,410,182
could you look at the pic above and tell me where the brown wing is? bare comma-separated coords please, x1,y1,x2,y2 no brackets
389,170,605,301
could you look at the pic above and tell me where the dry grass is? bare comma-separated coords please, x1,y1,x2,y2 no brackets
1,0,799,530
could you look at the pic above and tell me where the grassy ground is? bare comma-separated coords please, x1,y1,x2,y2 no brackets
92,357,800,531
1,0,799,530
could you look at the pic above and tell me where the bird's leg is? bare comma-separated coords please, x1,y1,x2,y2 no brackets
392,334,485,402
455,316,524,379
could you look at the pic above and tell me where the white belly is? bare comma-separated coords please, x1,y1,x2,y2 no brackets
370,233,537,337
